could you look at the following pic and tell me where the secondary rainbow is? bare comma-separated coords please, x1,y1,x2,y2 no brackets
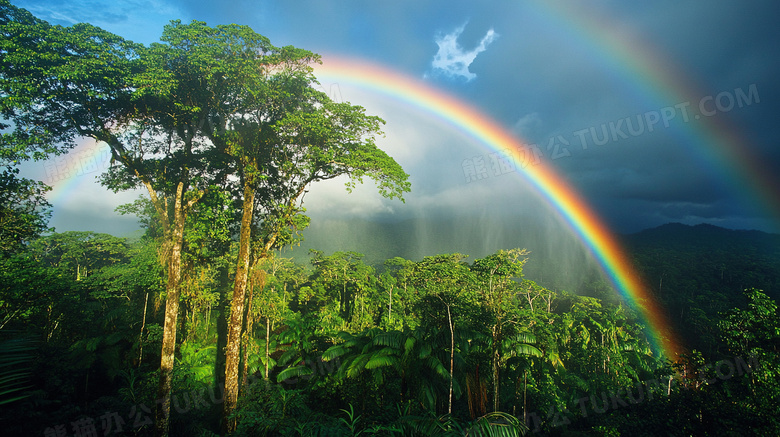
316,56,683,360
529,1,780,229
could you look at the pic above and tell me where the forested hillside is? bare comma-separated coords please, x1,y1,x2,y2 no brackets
625,223,780,355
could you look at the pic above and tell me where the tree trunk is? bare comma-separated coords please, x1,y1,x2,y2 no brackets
241,280,255,393
155,189,186,437
492,325,500,412
215,265,230,387
446,304,454,415
523,370,527,423
138,292,148,366
265,317,270,381
223,181,255,434
388,286,392,324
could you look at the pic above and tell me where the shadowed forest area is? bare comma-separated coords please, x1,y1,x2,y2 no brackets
1,2,779,436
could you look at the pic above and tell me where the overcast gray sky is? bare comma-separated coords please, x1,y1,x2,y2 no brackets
15,0,780,237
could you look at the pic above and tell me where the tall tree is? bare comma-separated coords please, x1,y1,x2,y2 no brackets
2,5,409,432
412,253,477,414
0,9,239,435
190,33,311,433
221,92,409,430
472,249,539,412
127,22,279,434
196,40,410,430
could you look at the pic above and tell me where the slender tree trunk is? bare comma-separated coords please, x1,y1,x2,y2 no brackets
492,325,501,412
179,300,188,344
215,265,230,386
342,281,347,319
523,370,527,424
446,304,454,415
155,192,186,437
388,286,392,324
265,317,270,381
223,181,255,434
139,292,148,366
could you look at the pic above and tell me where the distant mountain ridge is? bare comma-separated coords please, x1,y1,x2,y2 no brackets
624,222,780,259
627,221,779,242
621,222,780,351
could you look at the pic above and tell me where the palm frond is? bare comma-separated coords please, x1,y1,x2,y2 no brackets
276,364,313,383
512,344,542,358
422,356,449,380
466,411,528,437
277,348,299,367
373,330,405,349
0,336,35,405
364,354,398,370
321,344,349,362
403,336,417,354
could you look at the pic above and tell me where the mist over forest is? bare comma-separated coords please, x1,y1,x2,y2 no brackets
286,214,603,290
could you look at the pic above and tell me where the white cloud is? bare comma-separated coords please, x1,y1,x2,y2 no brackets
431,23,499,81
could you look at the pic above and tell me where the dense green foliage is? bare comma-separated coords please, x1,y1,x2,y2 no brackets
1,224,779,436
0,1,410,434
1,1,778,435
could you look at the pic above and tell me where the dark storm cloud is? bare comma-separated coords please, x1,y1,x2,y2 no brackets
610,0,780,175
447,0,780,232
11,0,780,234
621,0,780,83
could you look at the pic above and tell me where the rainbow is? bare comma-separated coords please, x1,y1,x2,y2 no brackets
43,140,113,206
315,56,684,360
527,1,780,229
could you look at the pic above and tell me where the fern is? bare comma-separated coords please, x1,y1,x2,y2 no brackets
0,335,35,405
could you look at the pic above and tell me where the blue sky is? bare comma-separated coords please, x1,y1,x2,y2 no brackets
14,0,780,239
